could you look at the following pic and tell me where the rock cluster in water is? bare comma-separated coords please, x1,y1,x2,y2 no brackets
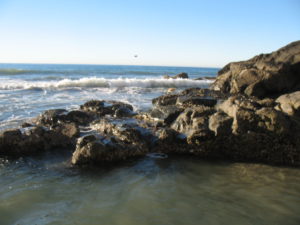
1,41,300,166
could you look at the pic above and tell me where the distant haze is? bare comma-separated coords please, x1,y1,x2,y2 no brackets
0,0,299,67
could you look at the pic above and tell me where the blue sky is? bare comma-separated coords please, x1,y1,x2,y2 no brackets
0,0,299,67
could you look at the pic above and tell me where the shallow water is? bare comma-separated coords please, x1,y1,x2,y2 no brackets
0,154,300,225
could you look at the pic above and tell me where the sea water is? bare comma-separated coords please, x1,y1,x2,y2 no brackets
0,64,215,130
0,64,300,225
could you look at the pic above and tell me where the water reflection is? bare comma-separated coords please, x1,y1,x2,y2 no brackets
0,155,299,225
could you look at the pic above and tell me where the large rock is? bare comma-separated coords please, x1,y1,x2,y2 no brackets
171,106,215,144
80,100,135,117
209,112,233,136
217,96,291,135
212,41,300,98
0,124,79,157
275,91,300,117
72,118,156,165
36,109,94,126
149,105,183,125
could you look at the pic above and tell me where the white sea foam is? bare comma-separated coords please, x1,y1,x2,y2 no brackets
0,77,214,90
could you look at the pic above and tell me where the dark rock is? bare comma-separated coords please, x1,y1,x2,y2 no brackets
212,40,300,98
149,105,183,125
152,94,179,106
36,109,67,126
194,76,216,80
176,96,217,107
0,123,79,157
171,106,215,143
209,112,233,136
64,110,94,125
80,100,134,118
53,122,80,138
163,72,189,79
71,134,148,165
72,118,156,165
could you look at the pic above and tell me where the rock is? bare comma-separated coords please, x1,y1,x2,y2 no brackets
212,40,300,98
176,96,217,107
35,109,68,126
171,106,215,143
209,112,233,136
152,94,179,106
163,72,189,79
275,91,300,117
72,118,156,165
194,76,216,80
114,107,137,118
53,122,80,138
36,109,93,127
217,96,291,135
64,110,94,125
80,100,134,117
0,123,80,158
256,107,291,134
149,105,183,125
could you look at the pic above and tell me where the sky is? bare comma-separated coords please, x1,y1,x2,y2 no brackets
0,0,299,67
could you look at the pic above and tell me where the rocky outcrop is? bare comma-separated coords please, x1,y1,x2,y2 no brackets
0,124,79,157
1,41,300,167
71,118,156,165
212,41,300,98
275,91,300,117
163,72,189,79
80,100,136,117
0,100,136,158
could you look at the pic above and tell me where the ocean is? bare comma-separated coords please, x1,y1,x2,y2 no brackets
0,64,215,131
1,64,300,225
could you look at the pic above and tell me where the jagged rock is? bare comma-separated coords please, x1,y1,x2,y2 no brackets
0,125,77,157
163,72,188,79
171,106,215,143
209,112,233,136
176,96,217,107
80,100,134,118
212,41,300,98
152,94,179,106
35,109,68,126
36,109,94,127
71,134,148,165
256,107,291,134
53,122,80,138
72,118,156,165
64,110,94,125
275,91,300,117
149,105,183,125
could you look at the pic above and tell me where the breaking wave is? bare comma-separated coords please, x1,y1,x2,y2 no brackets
0,77,213,90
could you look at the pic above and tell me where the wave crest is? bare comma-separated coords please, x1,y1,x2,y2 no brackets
0,77,214,90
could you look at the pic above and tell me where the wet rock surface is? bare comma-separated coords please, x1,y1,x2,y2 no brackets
1,41,300,167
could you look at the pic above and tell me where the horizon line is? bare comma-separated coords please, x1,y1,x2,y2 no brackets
0,62,222,69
